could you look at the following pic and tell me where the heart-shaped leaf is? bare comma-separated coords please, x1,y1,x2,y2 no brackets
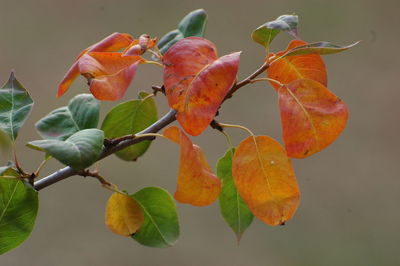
157,9,208,55
0,167,38,255
0,72,34,141
281,41,360,57
217,148,253,241
36,94,100,140
27,129,104,170
163,126,221,206
268,40,327,90
101,92,157,161
105,192,144,236
163,37,240,136
232,135,300,226
132,187,179,248
278,79,348,158
252,15,298,49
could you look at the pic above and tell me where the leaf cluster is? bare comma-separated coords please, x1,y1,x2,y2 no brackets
0,9,357,253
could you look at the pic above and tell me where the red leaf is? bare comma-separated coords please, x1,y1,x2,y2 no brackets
163,37,241,136
268,40,327,89
163,126,221,206
279,79,348,158
57,32,134,97
78,52,142,100
232,135,300,226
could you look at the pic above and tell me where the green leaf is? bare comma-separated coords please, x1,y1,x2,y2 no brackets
280,41,360,57
217,148,253,241
252,14,298,49
157,9,208,55
36,94,100,141
0,72,34,141
178,9,208,37
0,170,38,255
132,187,179,248
27,129,104,170
158,30,183,55
101,92,157,161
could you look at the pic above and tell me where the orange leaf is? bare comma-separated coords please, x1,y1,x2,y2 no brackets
78,52,143,100
279,79,348,158
268,40,327,89
163,126,221,206
163,37,241,136
105,192,144,236
232,135,300,226
57,32,134,97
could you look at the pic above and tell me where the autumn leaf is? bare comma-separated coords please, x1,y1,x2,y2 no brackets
278,79,348,158
105,192,144,236
163,126,221,206
232,135,300,226
268,40,327,90
78,52,143,100
163,37,241,136
57,32,134,97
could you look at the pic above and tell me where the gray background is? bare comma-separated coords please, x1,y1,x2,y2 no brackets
1,0,399,265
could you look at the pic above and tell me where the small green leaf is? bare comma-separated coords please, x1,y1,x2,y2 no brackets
132,187,179,248
157,9,208,55
157,30,183,55
101,92,157,161
252,14,298,49
178,9,208,37
217,148,253,241
36,94,100,140
0,72,34,141
280,41,360,57
0,170,38,255
27,129,104,170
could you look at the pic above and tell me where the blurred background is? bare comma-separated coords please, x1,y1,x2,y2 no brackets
0,0,399,265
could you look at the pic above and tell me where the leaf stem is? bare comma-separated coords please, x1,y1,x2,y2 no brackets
34,156,51,177
219,123,255,136
250,77,283,88
142,60,164,68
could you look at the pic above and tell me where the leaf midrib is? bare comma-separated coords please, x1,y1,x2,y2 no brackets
0,181,19,224
135,200,171,246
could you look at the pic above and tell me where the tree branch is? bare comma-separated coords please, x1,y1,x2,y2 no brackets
33,61,270,191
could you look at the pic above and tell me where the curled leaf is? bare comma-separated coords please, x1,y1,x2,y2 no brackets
79,52,143,100
57,32,134,97
232,135,300,226
163,37,240,136
252,15,298,49
278,79,348,158
36,94,99,140
281,41,360,57
27,129,104,170
268,40,327,89
105,192,144,236
163,126,221,206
